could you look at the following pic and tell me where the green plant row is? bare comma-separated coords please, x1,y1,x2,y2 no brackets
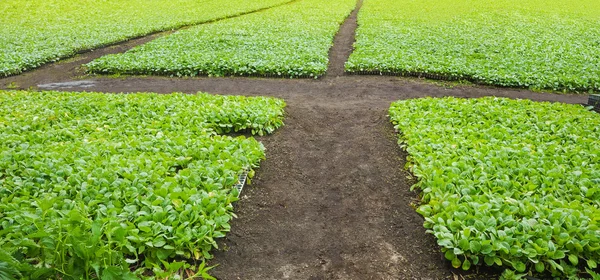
86,0,356,78
0,0,292,76
0,91,286,279
347,0,600,92
389,97,600,279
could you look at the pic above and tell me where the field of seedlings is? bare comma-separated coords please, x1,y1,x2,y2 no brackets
0,91,285,278
347,0,600,92
390,97,600,278
0,0,291,76
86,0,356,78
1,0,599,279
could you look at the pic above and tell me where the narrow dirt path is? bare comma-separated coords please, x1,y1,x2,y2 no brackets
0,34,164,89
326,0,363,77
210,2,469,278
209,97,453,279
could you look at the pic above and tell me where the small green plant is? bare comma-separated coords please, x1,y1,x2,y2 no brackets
5,82,18,89
499,270,526,280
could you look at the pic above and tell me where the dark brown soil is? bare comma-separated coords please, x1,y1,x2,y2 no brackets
209,95,453,280
0,1,589,279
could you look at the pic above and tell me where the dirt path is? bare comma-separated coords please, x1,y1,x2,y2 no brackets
209,96,456,279
208,2,454,278
326,0,362,77
0,1,590,279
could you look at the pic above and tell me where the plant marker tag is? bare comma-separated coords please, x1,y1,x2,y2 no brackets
234,170,249,198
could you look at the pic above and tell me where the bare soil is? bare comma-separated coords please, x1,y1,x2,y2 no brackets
0,1,588,278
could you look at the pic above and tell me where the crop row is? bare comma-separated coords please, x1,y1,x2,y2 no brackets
86,0,356,78
0,91,285,279
347,0,600,92
389,97,600,278
0,0,292,76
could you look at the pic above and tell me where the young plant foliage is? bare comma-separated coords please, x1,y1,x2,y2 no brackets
86,0,356,78
389,97,600,278
0,91,285,279
347,0,600,92
0,0,292,76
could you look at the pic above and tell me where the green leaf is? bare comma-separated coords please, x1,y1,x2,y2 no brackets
535,262,545,273
458,238,470,251
153,238,167,248
568,254,579,266
481,244,493,255
101,267,122,280
452,257,462,269
157,249,173,260
0,0,301,77
553,250,566,260
84,0,355,79
462,259,471,270
445,250,456,261
0,91,286,277
469,241,481,253
513,261,526,272
588,259,597,269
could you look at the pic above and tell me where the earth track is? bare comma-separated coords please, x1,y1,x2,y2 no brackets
326,0,363,77
210,2,457,277
209,96,456,279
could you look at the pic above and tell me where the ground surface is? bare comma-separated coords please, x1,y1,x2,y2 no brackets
0,1,588,279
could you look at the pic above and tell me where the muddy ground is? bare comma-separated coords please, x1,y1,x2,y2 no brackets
0,0,588,279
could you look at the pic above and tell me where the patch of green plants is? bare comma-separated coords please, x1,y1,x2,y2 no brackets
86,0,356,78
347,0,600,92
0,90,285,279
0,0,292,76
389,97,600,279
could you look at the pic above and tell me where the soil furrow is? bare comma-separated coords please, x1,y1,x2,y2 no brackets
326,0,363,77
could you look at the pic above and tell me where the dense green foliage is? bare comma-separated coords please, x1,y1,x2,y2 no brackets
0,0,291,76
348,0,600,92
0,91,285,279
86,0,356,78
389,97,600,278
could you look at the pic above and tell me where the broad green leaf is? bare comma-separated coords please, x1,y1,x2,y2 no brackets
462,259,471,270
452,257,462,268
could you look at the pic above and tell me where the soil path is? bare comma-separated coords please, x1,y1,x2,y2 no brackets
211,2,454,278
210,96,454,279
326,0,362,77
0,1,589,278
